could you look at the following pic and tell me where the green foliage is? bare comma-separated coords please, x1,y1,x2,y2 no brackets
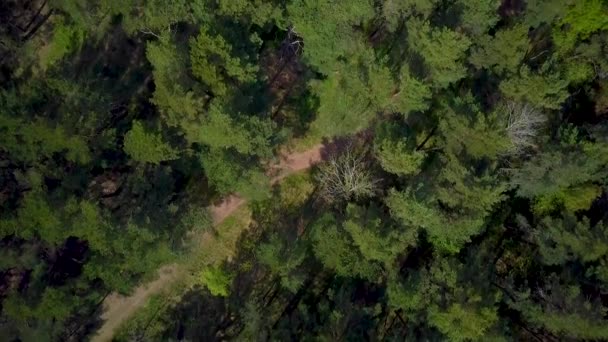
190,29,258,97
344,204,417,264
533,183,602,215
375,137,424,176
146,35,204,127
436,103,506,208
50,0,132,38
39,20,86,70
191,103,274,158
386,190,488,253
383,96,508,253
179,206,212,232
509,275,608,340
522,0,575,28
257,234,306,292
123,121,178,164
392,65,432,116
0,114,90,165
200,265,234,297
121,0,191,35
84,222,174,293
2,0,608,340
287,0,375,73
429,303,498,341
388,253,501,335
438,97,511,159
456,0,500,36
307,49,423,139
511,140,608,201
216,0,285,26
531,215,608,265
374,121,426,176
311,214,382,280
279,172,315,210
552,0,608,54
307,57,383,138
435,154,505,214
407,19,471,88
500,67,569,109
382,0,440,30
1,287,80,340
200,149,270,200
2,191,63,243
469,25,529,75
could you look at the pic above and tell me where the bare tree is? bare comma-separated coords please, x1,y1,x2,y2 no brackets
504,101,546,154
284,26,303,57
316,146,378,202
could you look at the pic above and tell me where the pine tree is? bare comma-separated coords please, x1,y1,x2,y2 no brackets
456,0,500,37
469,24,529,75
287,0,375,74
500,67,569,109
123,121,178,164
406,19,471,88
189,29,258,97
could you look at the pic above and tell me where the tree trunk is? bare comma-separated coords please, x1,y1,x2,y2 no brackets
21,8,53,42
23,0,49,33
415,125,438,151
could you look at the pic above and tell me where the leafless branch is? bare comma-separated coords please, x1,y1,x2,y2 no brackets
504,101,546,155
316,145,378,202
139,28,161,39
528,49,549,62
282,26,303,57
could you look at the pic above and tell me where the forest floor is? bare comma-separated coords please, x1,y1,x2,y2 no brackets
91,144,325,342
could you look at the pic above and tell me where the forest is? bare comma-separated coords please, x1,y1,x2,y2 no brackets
1,0,608,341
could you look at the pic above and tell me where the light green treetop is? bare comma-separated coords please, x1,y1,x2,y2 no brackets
552,0,608,54
0,114,90,165
190,29,258,97
146,35,203,127
123,121,178,164
382,0,440,31
456,0,500,37
287,0,375,73
407,19,472,88
500,66,569,109
469,24,530,75
429,303,498,342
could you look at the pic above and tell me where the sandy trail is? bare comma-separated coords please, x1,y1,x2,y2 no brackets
91,144,324,342
94,265,181,342
210,195,247,224
273,144,323,182
209,145,323,223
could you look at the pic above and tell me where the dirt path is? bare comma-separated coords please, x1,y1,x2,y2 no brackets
209,144,323,223
91,144,325,342
93,265,181,342
209,195,247,224
273,144,324,181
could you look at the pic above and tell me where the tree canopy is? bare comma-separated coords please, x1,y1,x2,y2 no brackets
1,0,608,340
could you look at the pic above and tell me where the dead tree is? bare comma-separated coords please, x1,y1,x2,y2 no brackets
504,101,546,154
316,146,378,202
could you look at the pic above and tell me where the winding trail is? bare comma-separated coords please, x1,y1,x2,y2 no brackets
91,145,325,342
209,145,323,223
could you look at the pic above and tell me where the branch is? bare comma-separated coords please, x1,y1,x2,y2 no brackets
21,8,54,42
416,125,438,151
23,0,50,33
139,29,161,39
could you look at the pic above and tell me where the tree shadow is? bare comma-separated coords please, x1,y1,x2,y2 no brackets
157,287,232,341
319,129,375,160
